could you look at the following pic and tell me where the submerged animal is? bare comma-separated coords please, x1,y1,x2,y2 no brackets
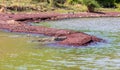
32,36,67,44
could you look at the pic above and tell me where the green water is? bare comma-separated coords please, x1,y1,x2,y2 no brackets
0,17,120,70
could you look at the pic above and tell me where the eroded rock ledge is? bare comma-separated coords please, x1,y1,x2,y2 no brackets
0,12,114,46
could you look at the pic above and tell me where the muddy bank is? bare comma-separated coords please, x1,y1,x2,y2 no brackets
1,12,120,22
0,12,114,46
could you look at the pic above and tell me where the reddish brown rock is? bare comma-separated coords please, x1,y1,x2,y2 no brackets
59,33,103,46
59,33,93,46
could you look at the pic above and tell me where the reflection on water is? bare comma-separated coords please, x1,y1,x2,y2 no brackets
0,17,120,70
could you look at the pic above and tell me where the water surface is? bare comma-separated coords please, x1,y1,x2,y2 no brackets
0,17,120,70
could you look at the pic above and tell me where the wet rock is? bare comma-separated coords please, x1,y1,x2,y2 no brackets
59,33,91,46
59,33,102,46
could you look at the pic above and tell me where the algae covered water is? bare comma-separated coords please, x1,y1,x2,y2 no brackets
0,17,120,70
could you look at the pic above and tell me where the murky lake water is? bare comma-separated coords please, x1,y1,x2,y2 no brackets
0,17,120,70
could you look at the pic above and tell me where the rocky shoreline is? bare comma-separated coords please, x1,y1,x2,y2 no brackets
1,12,119,46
